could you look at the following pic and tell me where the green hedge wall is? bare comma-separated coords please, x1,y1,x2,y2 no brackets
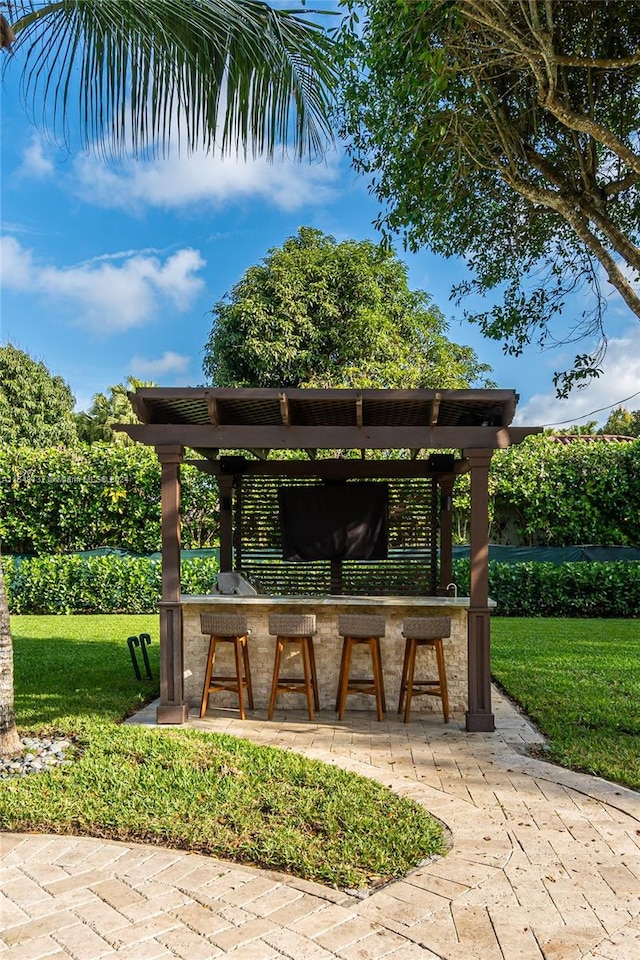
1,439,639,554
3,552,638,616
3,555,219,615
452,558,640,617
0,445,220,554
488,436,640,546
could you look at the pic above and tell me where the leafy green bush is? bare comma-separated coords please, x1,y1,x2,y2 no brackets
453,557,640,617
0,445,220,554
486,435,640,546
2,438,640,555
3,554,219,614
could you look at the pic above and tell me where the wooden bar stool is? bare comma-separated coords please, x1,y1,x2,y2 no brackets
200,613,253,720
398,617,451,723
336,614,386,721
268,614,319,720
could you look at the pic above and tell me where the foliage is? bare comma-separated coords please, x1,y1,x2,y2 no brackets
453,557,640,617
599,406,640,438
0,446,221,554
337,0,640,394
2,437,639,558
0,344,78,447
203,226,494,388
486,435,640,546
3,554,219,614
4,0,337,160
5,547,638,616
3,614,445,888
491,618,640,791
75,377,155,445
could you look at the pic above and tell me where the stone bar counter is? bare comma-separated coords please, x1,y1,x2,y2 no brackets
182,595,477,716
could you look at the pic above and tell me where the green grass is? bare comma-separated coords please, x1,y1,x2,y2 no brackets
11,615,161,728
491,618,640,791
3,615,445,890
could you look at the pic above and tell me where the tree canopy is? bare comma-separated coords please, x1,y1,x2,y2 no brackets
0,344,78,447
203,227,493,389
337,0,640,394
2,0,337,159
600,406,640,437
75,377,156,445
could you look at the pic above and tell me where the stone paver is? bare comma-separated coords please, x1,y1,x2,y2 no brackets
2,688,640,959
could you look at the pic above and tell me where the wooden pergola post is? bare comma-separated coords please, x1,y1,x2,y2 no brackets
218,474,234,572
156,445,188,724
438,476,455,594
466,448,494,732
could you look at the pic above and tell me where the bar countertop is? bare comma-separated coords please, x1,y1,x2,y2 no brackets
182,594,479,607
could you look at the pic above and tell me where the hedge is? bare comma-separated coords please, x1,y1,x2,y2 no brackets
0,445,220,554
3,552,638,617
452,558,640,617
2,438,640,556
3,554,219,615
488,435,640,546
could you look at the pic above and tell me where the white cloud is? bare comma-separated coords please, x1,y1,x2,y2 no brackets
129,351,191,379
0,236,206,333
515,325,640,429
72,149,340,213
19,136,55,179
0,235,36,288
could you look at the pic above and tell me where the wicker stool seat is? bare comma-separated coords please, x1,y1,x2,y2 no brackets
200,613,253,720
268,614,319,720
335,614,386,722
398,617,450,723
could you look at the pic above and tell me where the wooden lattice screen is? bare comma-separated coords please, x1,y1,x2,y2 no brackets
234,476,439,596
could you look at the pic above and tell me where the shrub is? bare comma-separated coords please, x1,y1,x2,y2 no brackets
3,554,219,614
453,558,640,617
0,446,220,554
486,435,640,546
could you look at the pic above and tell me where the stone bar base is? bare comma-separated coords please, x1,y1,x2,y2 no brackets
182,595,471,716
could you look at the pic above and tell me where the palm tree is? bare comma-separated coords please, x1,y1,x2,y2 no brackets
0,0,337,755
1,1,336,158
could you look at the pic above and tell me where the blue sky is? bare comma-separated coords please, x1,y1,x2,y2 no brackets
1,31,639,430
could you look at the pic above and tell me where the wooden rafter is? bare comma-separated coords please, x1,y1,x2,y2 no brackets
279,391,291,426
206,396,220,426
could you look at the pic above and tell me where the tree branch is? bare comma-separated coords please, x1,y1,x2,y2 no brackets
502,169,640,318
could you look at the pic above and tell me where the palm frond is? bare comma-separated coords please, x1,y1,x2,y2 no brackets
5,0,337,159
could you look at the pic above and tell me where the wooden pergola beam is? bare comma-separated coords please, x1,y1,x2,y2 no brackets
184,457,469,479
119,424,519,450
207,397,220,425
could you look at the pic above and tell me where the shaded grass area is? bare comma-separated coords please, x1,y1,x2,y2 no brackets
3,615,444,890
491,618,640,792
12,615,160,727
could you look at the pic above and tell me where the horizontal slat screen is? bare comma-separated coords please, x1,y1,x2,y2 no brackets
235,476,438,596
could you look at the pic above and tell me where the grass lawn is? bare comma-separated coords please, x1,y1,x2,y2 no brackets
491,618,640,792
2,615,445,890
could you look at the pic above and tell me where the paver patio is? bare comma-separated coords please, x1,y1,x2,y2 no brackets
1,689,639,959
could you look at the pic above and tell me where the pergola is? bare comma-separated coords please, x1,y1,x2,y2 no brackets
121,386,540,732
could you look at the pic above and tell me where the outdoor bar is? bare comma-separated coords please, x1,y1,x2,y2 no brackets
120,387,540,732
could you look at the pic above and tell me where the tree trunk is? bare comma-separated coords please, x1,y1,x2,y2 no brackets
0,554,21,756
